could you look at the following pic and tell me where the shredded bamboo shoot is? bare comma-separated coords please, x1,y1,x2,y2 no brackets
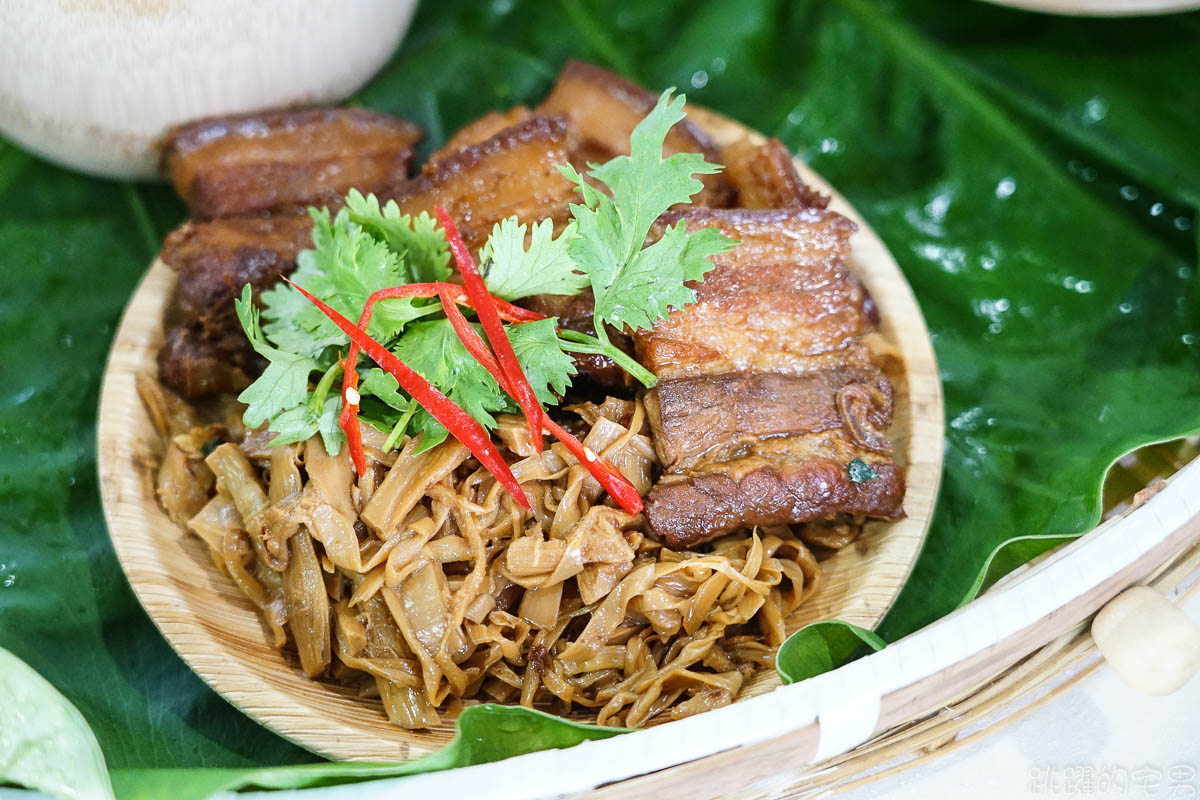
147,380,849,729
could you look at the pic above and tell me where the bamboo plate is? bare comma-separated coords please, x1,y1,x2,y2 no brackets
96,109,944,762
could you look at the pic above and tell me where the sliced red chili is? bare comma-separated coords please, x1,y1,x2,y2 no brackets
337,281,546,475
541,417,644,516
435,206,545,454
436,286,497,372
434,289,644,516
337,353,366,476
288,279,531,509
362,282,544,323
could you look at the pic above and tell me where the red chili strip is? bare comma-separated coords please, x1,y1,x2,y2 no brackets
287,279,531,509
437,286,499,374
337,281,546,475
435,206,545,454
542,417,644,515
338,353,367,476
362,282,544,323
435,288,644,516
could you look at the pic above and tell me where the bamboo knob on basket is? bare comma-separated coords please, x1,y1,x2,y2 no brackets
1091,586,1200,695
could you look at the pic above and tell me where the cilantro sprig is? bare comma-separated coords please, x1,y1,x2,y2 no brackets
558,89,738,386
235,89,735,453
478,217,585,300
236,206,584,453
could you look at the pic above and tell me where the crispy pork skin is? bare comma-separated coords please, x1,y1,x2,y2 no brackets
429,106,534,164
722,137,828,210
163,109,423,219
539,60,734,208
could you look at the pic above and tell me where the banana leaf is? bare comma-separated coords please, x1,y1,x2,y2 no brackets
0,0,1197,797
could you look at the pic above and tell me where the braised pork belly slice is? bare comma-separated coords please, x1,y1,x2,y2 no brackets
163,109,424,219
633,207,868,380
722,137,828,210
539,60,734,208
157,322,256,398
385,115,575,249
645,366,892,471
162,213,313,330
634,207,903,548
158,116,575,397
645,433,905,549
157,213,314,397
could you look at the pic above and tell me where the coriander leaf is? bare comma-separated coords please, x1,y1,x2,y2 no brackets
559,162,606,209
316,395,344,456
407,409,450,453
240,359,322,430
235,286,321,427
562,163,624,301
266,406,319,447
847,458,879,483
479,217,587,300
359,368,408,410
257,269,320,356
595,220,730,332
563,90,738,339
363,320,575,453
296,207,430,341
344,189,452,283
265,382,344,452
507,318,577,405
391,319,510,450
355,369,422,443
585,90,724,263
261,208,434,357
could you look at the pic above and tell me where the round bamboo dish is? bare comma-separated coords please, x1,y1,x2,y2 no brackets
96,111,944,761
